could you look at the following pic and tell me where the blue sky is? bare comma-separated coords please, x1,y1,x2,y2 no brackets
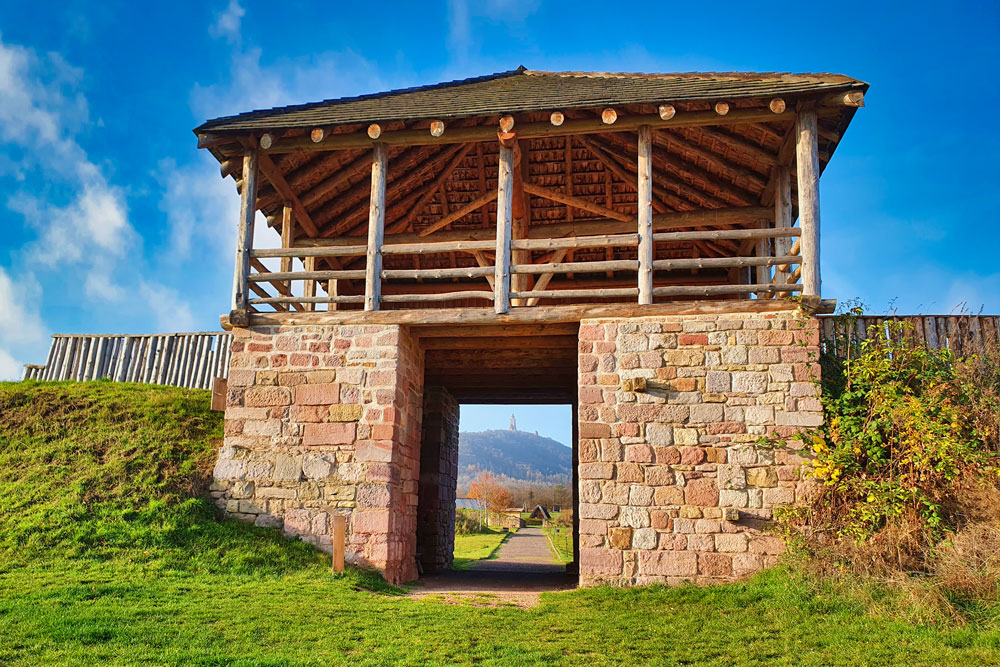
461,404,573,446
0,0,998,391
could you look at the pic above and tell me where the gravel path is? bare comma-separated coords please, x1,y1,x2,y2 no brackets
469,527,565,574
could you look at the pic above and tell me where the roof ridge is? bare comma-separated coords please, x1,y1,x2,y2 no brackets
523,70,860,85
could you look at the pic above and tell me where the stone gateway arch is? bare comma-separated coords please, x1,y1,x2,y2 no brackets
199,68,866,585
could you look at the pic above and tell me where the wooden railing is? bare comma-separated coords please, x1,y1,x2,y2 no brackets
21,333,231,388
228,117,823,319
818,315,1000,358
244,227,803,312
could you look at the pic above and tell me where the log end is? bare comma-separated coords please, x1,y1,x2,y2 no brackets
714,101,730,116
367,123,382,139
601,108,618,124
658,104,675,121
499,115,515,132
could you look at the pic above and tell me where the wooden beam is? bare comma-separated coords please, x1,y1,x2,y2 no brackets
526,249,569,307
511,140,531,305
280,205,293,295
303,256,317,311
228,107,799,155
232,149,258,314
310,205,773,246
365,144,387,310
255,152,319,237
795,110,821,296
233,298,801,328
417,189,498,237
495,144,514,314
521,182,631,222
637,126,653,305
397,143,473,232
772,167,793,286
653,130,768,192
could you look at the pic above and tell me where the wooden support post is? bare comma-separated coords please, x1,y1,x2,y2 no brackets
637,126,653,305
772,167,793,286
495,143,515,314
303,256,317,312
280,205,293,297
232,149,258,318
511,143,531,306
364,144,387,311
795,110,821,297
326,278,339,311
332,514,346,573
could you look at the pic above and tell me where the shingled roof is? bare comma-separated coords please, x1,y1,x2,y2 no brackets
195,67,868,133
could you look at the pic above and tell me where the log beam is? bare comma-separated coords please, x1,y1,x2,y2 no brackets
231,149,258,315
637,125,653,304
795,111,821,296
364,144,387,310
495,143,514,314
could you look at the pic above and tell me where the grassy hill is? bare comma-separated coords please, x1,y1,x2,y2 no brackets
0,381,998,665
458,429,570,486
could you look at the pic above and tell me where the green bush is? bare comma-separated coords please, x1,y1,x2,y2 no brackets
778,313,1000,583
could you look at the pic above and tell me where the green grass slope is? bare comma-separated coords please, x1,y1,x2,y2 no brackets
0,382,998,666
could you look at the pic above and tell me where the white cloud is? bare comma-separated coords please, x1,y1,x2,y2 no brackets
210,0,245,43
0,266,46,381
139,282,196,332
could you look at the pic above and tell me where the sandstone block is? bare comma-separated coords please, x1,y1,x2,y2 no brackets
580,503,619,520
698,553,733,577
646,423,673,446
244,386,291,407
619,506,651,528
272,454,303,481
715,532,748,553
674,428,698,446
732,553,764,576
214,458,247,480
328,404,363,422
629,485,654,506
256,486,296,499
719,489,749,508
632,527,658,549
625,444,654,463
254,514,283,530
763,486,796,505
609,527,632,550
746,467,778,488
639,551,698,577
732,372,768,394
689,403,724,423
775,410,823,427
705,371,731,393
654,486,684,506
303,422,356,446
302,453,334,480
717,465,747,490
680,447,706,465
685,478,718,506
580,462,615,480
582,548,623,575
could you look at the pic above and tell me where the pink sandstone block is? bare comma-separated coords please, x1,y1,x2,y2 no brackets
302,422,356,446
685,478,719,506
244,386,292,407
639,551,698,577
581,548,623,575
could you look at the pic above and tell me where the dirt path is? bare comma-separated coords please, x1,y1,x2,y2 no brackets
469,527,564,573
408,528,572,607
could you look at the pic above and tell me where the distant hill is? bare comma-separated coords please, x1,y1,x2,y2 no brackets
457,429,571,487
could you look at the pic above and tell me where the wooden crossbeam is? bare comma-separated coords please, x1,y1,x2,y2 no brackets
418,190,498,237
397,143,474,232
522,182,631,222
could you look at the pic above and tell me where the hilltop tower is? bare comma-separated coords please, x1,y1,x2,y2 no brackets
509,414,516,431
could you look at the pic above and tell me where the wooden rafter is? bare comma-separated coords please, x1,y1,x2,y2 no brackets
655,130,768,192
397,142,474,232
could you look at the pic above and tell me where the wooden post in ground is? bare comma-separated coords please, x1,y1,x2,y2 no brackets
332,514,346,573
637,125,653,304
494,142,515,314
795,110,821,296
364,144,387,311
232,149,259,316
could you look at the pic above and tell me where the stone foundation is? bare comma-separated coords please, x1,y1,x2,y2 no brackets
577,310,821,586
210,324,424,584
416,386,459,572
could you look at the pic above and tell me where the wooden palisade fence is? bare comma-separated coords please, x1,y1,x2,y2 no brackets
818,314,1000,358
21,333,231,389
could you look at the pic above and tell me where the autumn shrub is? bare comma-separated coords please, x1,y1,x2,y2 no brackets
779,313,1000,593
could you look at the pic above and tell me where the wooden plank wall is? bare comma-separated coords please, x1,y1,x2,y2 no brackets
21,333,232,389
818,315,999,358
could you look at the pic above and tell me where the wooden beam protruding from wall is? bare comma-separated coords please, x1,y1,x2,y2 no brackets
364,144,387,310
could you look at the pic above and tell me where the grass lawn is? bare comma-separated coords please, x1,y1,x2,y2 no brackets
452,527,512,570
2,382,999,665
542,525,573,563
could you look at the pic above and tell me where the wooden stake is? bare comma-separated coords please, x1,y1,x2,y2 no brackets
637,125,653,305
364,144,387,311
795,110,821,296
332,514,346,573
232,148,258,313
495,144,514,314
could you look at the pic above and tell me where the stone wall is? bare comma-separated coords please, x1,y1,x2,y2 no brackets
577,310,821,586
210,324,424,584
417,386,459,572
